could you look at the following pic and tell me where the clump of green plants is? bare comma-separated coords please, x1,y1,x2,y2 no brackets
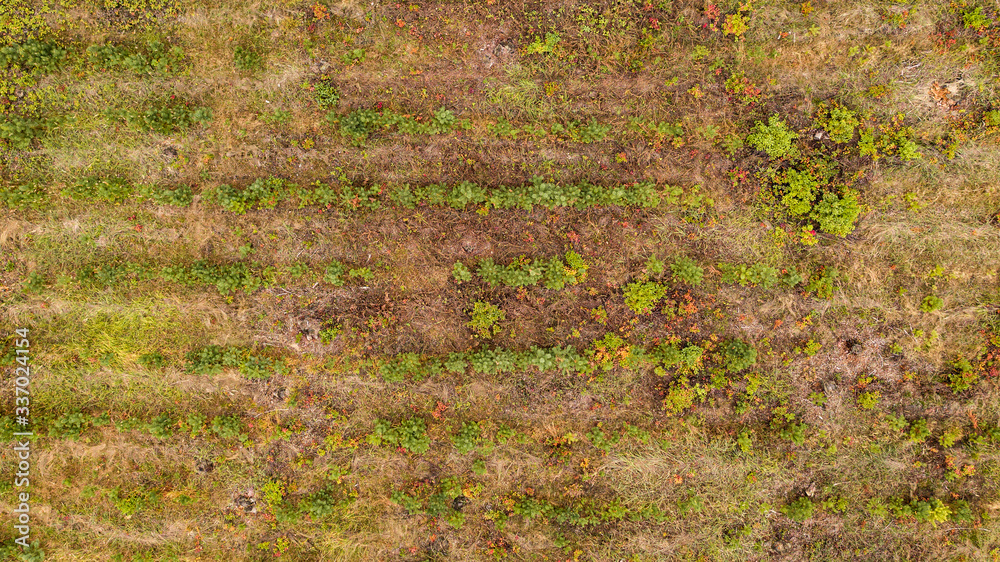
234,44,263,71
805,267,839,299
48,412,89,439
888,497,953,526
332,106,463,142
452,261,473,282
311,80,340,109
367,417,431,453
945,357,978,393
814,102,860,144
452,421,482,454
161,261,260,295
210,415,247,440
746,115,799,159
920,295,943,312
780,496,815,522
211,177,286,213
623,280,667,314
718,262,779,288
0,182,48,209
117,100,213,134
0,115,50,149
61,176,134,203
467,301,506,339
720,339,757,372
146,413,174,439
0,39,67,71
856,390,881,410
671,256,704,285
475,251,588,289
183,344,288,379
810,190,861,237
87,40,184,74
140,183,193,206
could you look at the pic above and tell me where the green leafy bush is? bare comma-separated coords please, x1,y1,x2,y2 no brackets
62,176,134,202
162,261,260,295
475,251,587,289
0,182,48,209
234,45,263,71
720,339,757,372
671,256,704,285
452,261,473,282
718,263,780,288
623,281,667,314
452,421,482,454
212,177,285,213
141,183,193,206
920,295,943,312
49,412,89,439
120,101,213,134
946,357,978,393
368,417,431,453
0,39,67,71
856,390,881,410
87,40,184,74
780,497,815,521
323,261,346,285
312,80,340,109
0,115,49,149
146,413,174,439
810,190,861,236
746,115,799,159
210,415,246,440
467,301,505,338
805,267,839,299
815,103,859,144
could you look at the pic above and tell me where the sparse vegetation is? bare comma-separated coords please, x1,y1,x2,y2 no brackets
2,1,999,559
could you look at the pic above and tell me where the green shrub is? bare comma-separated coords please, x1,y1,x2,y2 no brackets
746,115,799,159
671,256,704,285
121,102,213,134
62,176,134,202
815,103,859,144
920,295,943,313
452,421,482,454
781,497,815,522
467,301,505,338
0,115,49,149
856,390,880,410
452,261,473,282
146,413,174,439
0,39,67,71
49,412,89,439
780,421,807,445
805,267,839,299
210,415,246,440
323,261,346,286
234,45,263,71
141,183,193,206
338,108,379,140
908,418,930,442
718,263,780,288
213,177,285,213
0,182,48,209
368,417,431,453
312,81,340,109
946,357,978,393
623,281,667,314
720,339,757,372
779,168,821,216
87,40,184,74
810,190,861,236
962,7,991,32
